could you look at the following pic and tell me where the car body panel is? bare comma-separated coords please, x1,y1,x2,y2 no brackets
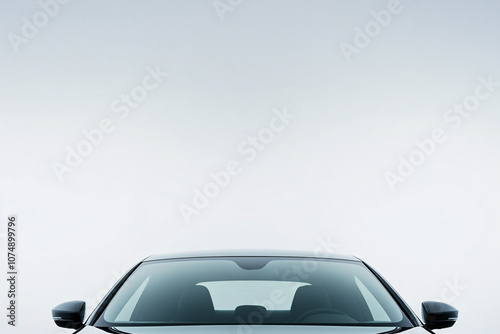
144,249,360,262
77,325,432,334
54,251,454,334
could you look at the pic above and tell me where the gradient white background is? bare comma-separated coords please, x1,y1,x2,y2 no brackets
1,0,499,333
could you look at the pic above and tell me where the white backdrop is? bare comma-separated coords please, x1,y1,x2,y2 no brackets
1,0,499,333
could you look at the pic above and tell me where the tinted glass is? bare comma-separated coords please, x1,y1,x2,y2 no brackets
97,257,410,326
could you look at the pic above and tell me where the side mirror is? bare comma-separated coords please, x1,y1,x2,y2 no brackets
52,300,86,329
422,301,458,330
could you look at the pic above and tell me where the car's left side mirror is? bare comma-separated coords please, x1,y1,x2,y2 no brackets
52,300,86,329
422,301,458,330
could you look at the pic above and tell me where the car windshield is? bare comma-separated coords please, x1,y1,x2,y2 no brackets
96,257,411,326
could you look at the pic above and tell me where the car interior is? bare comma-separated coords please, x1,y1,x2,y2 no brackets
127,279,378,324
101,258,404,326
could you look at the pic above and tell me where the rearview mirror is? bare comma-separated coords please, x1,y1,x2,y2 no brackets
422,301,458,330
52,300,86,329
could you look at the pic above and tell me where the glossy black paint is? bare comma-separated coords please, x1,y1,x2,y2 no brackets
362,261,423,327
85,261,142,326
52,300,86,329
52,250,459,333
422,301,459,330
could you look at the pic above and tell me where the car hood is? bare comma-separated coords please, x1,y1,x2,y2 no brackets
78,325,430,334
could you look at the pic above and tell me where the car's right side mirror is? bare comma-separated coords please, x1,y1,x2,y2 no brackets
421,301,458,330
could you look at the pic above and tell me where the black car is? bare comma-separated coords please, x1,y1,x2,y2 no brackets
52,250,458,334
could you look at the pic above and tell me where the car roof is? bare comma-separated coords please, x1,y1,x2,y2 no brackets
143,249,361,262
